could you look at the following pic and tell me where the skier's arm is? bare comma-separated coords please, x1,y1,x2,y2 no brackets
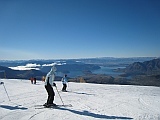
61,78,64,82
65,78,68,83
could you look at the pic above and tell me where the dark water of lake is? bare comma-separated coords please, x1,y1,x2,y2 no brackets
56,71,84,78
56,66,125,78
92,66,125,77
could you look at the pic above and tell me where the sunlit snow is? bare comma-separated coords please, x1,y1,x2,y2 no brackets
0,79,160,120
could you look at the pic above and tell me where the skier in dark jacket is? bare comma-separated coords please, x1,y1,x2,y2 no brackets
44,65,57,107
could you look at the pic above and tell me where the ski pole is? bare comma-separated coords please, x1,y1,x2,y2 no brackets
3,84,11,101
68,82,69,88
55,86,64,106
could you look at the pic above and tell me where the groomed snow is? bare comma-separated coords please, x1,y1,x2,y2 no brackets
0,79,160,120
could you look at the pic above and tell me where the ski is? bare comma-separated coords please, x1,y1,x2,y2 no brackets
58,90,69,92
35,104,72,109
35,105,58,109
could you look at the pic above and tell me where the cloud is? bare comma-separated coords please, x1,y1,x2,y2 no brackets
56,63,66,65
25,63,41,67
42,63,57,66
9,63,40,70
9,62,67,70
42,62,66,66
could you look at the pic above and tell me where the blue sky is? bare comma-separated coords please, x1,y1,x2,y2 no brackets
0,0,160,60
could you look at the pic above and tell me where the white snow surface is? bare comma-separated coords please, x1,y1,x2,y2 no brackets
0,79,160,120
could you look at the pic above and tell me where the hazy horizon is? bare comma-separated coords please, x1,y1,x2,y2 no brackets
0,56,158,61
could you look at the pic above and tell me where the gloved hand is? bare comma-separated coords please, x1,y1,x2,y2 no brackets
53,83,56,87
0,82,4,84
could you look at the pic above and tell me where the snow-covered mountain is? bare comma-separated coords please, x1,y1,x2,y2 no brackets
0,79,160,120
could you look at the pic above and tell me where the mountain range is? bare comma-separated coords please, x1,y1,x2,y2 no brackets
0,57,160,86
121,58,160,76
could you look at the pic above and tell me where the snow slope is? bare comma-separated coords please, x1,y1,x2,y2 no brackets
0,79,160,120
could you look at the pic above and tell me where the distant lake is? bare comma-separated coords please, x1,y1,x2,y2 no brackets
92,66,125,77
56,66,125,78
56,71,84,78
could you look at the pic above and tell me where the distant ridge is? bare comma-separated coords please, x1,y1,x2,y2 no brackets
124,58,160,75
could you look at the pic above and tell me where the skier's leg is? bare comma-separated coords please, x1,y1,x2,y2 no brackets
64,84,67,91
47,84,55,104
62,84,65,91
45,85,50,105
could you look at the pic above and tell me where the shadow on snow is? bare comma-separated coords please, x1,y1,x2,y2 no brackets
0,105,28,110
55,107,133,119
